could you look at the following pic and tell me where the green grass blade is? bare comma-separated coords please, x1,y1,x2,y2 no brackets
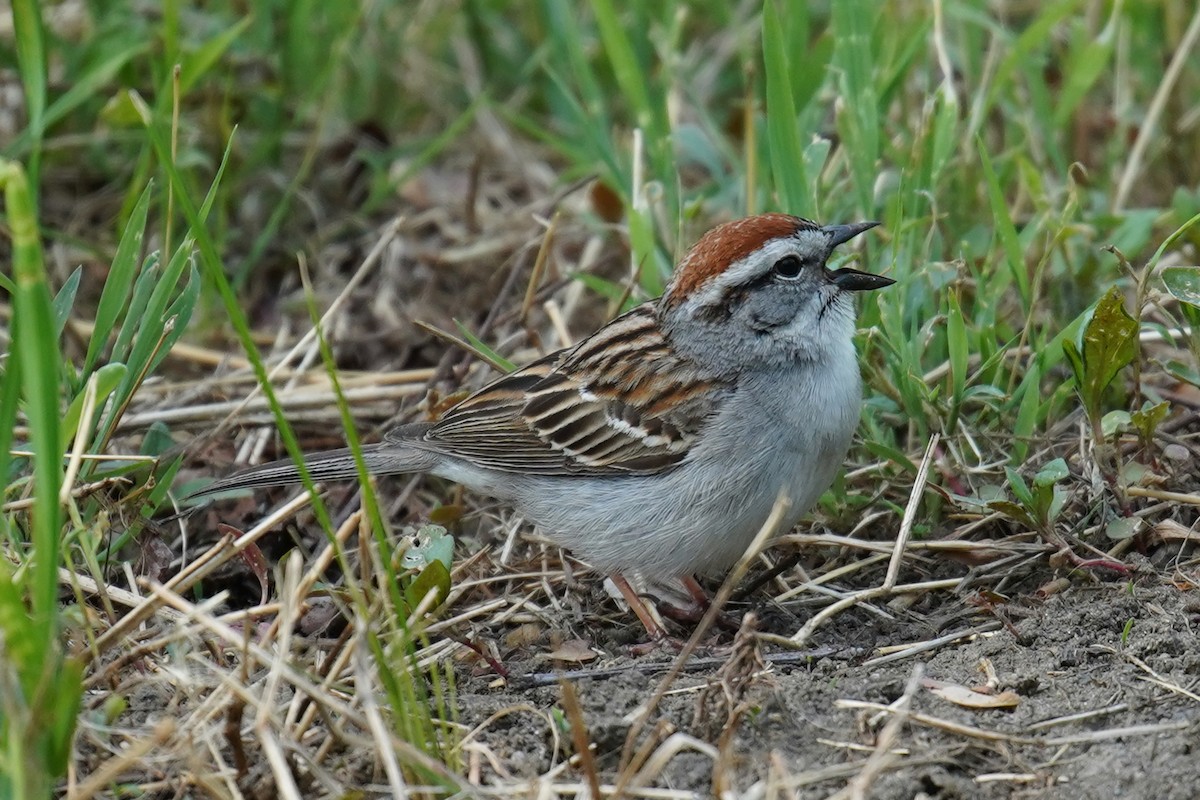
1053,4,1120,129
51,266,82,341
179,16,253,95
2,41,146,161
589,0,653,135
978,137,1029,309
109,253,160,366
1,160,61,638
84,183,152,375
9,0,47,197
762,0,810,215
0,354,19,514
832,0,880,213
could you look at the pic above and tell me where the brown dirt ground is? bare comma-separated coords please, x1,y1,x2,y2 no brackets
452,571,1200,798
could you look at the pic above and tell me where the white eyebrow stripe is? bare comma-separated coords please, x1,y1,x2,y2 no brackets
678,237,800,312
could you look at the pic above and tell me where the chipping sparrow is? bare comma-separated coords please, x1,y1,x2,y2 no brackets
195,214,892,627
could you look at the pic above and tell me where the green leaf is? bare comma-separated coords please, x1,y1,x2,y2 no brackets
1163,360,1200,388
1034,458,1069,487
405,560,451,612
148,264,202,377
1105,517,1141,540
861,440,918,474
1073,286,1139,422
10,0,47,194
1062,338,1084,388
1004,467,1034,508
401,524,455,572
929,85,960,181
140,421,176,457
1011,363,1041,464
99,88,144,128
1101,410,1131,438
1161,266,1200,309
987,500,1036,530
1130,400,1170,442
1047,484,1068,524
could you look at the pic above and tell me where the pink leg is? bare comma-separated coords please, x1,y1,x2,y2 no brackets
610,573,667,640
680,575,710,607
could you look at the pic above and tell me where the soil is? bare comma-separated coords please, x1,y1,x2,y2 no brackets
453,566,1200,798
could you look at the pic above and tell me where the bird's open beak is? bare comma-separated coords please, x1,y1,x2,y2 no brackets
822,221,894,292
830,268,895,292
822,221,880,248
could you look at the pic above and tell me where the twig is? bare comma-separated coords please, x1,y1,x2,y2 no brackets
885,433,939,589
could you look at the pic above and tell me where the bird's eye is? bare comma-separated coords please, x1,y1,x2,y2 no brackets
772,255,803,279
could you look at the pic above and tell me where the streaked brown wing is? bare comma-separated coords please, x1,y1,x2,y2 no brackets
403,303,730,476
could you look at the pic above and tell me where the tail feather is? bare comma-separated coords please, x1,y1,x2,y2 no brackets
189,443,417,498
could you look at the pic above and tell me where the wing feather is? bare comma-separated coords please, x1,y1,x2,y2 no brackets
406,303,731,476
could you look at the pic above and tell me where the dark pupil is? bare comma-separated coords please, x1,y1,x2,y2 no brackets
774,255,802,278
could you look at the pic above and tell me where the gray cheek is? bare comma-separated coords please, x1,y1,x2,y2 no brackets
744,291,802,331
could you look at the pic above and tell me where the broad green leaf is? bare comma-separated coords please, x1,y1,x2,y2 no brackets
1101,410,1131,438
1074,287,1139,421
401,524,455,572
1130,400,1170,442
144,454,185,515
1161,266,1200,308
99,88,143,128
831,0,879,213
1034,458,1069,487
140,421,176,457
1164,360,1200,388
1047,484,1068,524
1004,467,1034,508
1105,517,1141,540
405,560,451,612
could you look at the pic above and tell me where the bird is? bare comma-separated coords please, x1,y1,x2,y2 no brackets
192,213,893,635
